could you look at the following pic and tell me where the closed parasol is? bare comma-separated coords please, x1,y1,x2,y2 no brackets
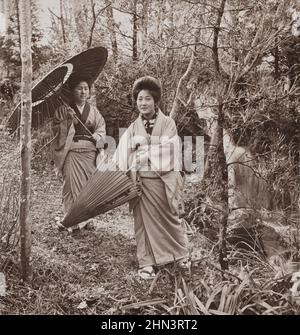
62,163,141,228
6,47,108,134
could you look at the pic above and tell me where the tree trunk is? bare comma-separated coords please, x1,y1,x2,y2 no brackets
155,0,166,71
132,0,138,61
138,0,149,56
203,113,218,177
3,0,10,34
18,0,32,282
105,0,118,64
141,0,149,52
157,0,166,41
212,0,226,77
214,0,228,272
87,0,101,48
170,44,196,121
166,0,175,75
72,0,88,47
204,0,228,272
273,34,279,81
216,103,229,271
14,0,22,57
59,0,66,44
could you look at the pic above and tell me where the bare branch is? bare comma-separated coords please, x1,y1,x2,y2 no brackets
182,0,254,13
48,8,60,20
170,42,197,119
87,0,97,48
181,0,220,11
238,25,288,80
114,23,133,40
148,37,212,50
59,0,66,44
104,0,118,64
111,5,142,19
227,160,268,182
98,4,111,15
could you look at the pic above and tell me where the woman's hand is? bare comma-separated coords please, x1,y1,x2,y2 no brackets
93,134,107,150
66,107,76,119
92,133,101,142
136,146,149,168
55,105,77,123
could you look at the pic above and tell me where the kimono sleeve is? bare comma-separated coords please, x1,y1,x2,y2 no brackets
93,107,106,140
164,117,178,137
112,124,135,171
149,117,182,172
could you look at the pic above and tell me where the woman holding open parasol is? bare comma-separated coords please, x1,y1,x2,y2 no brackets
113,76,190,279
51,75,106,231
6,47,109,230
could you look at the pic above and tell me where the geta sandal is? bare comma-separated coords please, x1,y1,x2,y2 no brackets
138,266,156,280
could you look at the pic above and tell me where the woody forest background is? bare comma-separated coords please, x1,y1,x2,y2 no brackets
0,0,300,315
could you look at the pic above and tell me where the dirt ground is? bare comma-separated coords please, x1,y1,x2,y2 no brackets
1,134,299,315
0,135,208,315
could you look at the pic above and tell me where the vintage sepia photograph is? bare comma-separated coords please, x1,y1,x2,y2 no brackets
0,0,299,319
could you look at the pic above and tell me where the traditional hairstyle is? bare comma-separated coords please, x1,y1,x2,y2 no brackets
68,74,92,91
132,76,162,103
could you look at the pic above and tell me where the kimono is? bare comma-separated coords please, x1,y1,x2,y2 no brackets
52,102,106,213
113,110,189,268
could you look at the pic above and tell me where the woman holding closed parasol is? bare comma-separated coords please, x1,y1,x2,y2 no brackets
114,76,190,279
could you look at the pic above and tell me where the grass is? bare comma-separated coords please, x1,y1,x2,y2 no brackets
0,133,299,315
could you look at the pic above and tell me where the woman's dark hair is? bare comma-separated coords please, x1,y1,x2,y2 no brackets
132,76,162,104
68,74,92,91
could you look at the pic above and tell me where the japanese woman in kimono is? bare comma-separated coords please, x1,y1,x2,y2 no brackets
114,76,190,279
51,75,106,230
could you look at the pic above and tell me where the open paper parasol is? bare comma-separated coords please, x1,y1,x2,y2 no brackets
6,63,73,133
6,47,108,134
62,165,141,228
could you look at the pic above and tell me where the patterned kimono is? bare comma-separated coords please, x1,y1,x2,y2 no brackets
114,110,189,268
52,102,106,213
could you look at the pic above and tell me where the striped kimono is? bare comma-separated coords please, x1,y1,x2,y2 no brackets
52,102,106,214
114,110,189,268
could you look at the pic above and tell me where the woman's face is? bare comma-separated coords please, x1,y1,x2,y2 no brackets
73,81,90,105
136,89,155,118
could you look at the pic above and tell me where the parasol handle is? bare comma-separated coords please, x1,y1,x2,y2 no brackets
39,77,93,137
43,80,94,137
61,102,93,137
73,113,93,137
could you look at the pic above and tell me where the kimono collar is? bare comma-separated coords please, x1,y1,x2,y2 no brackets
141,110,158,135
70,102,90,124
136,109,166,143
